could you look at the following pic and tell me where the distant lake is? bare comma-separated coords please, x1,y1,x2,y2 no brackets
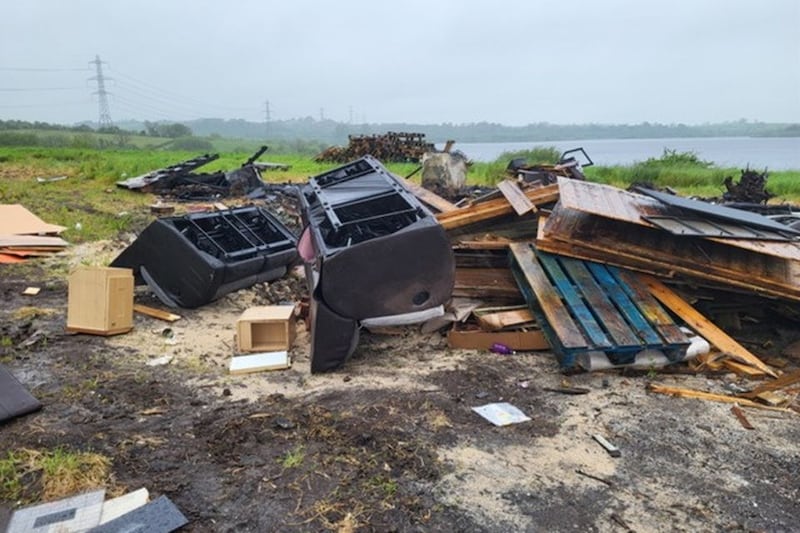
446,137,800,170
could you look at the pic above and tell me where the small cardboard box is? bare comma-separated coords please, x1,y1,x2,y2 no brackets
447,323,549,351
67,266,134,336
236,305,296,352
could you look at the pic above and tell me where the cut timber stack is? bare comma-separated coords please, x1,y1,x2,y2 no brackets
315,132,436,163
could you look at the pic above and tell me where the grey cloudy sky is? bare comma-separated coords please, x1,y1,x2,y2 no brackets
1,0,798,126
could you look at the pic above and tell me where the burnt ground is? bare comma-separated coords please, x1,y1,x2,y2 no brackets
1,253,800,532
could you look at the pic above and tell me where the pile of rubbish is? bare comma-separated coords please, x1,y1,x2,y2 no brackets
315,132,435,163
116,146,288,201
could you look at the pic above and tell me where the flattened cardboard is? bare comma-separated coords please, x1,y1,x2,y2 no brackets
0,204,66,235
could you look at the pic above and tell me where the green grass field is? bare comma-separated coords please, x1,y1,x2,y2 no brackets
1,146,798,244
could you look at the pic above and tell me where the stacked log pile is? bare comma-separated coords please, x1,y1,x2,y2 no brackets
316,132,435,163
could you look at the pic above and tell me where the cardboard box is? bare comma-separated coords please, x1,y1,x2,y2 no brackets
236,305,296,352
447,323,549,351
67,266,134,336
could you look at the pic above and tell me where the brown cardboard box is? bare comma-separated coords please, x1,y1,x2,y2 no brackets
66,266,134,336
236,305,296,352
447,323,549,351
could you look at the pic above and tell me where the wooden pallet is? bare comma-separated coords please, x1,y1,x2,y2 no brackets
509,243,689,367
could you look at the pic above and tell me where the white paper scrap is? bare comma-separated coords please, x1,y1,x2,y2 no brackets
472,402,531,426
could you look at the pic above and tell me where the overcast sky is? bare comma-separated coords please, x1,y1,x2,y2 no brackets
1,0,798,126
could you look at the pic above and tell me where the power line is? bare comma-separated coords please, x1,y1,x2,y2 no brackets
0,87,85,91
0,67,90,72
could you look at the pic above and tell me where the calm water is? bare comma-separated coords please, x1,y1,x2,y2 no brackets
447,137,800,170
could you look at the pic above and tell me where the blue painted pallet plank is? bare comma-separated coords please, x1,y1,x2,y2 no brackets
559,257,643,348
537,251,613,349
607,266,690,347
585,262,663,346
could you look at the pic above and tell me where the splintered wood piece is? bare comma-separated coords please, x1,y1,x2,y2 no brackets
739,368,800,399
22,287,41,295
647,384,794,413
640,275,776,378
133,304,182,322
497,180,536,216
730,405,755,429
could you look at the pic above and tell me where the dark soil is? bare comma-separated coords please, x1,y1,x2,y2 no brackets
1,259,799,532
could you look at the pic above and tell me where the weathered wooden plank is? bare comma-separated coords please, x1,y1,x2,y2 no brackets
585,263,663,346
609,268,688,346
640,275,777,377
537,252,613,349
436,184,559,230
647,384,792,413
509,243,588,350
497,180,536,216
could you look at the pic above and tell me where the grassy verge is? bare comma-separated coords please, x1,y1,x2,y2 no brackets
0,447,115,503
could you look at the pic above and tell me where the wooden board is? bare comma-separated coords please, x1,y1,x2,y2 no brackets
497,180,535,216
398,177,459,213
640,275,777,377
436,184,559,231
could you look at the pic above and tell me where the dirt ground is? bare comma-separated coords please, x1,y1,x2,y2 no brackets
1,239,799,532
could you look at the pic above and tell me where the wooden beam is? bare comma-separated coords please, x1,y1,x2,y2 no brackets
640,275,777,377
398,177,459,213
